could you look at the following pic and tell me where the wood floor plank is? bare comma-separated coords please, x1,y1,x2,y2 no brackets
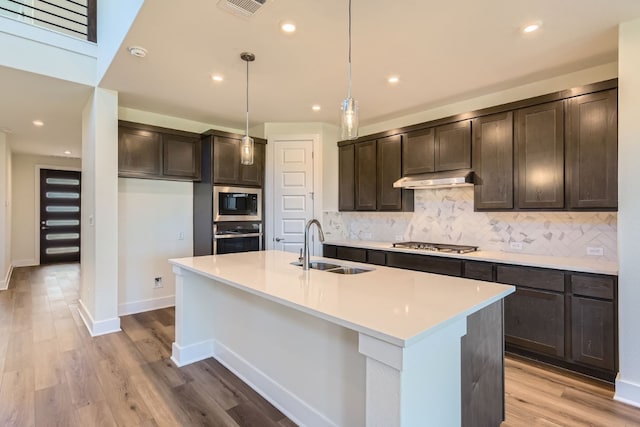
3,328,34,373
61,347,107,408
33,337,65,391
227,401,282,427
172,380,240,427
0,368,35,427
34,383,81,427
73,400,118,427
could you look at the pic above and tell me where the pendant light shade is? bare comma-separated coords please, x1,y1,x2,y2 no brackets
340,0,358,140
240,52,255,165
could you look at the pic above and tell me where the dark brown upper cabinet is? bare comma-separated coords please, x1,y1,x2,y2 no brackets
401,121,470,176
472,112,514,210
118,121,201,181
212,135,264,187
377,135,403,210
515,101,564,209
566,89,618,209
338,144,356,211
435,120,471,171
402,128,435,175
355,139,377,210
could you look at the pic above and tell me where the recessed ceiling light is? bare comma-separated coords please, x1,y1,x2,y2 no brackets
388,76,400,84
280,21,296,33
522,21,542,34
33,120,44,127
312,105,321,111
211,74,224,82
63,150,72,155
127,46,148,58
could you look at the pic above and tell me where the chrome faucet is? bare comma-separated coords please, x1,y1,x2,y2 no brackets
303,219,325,270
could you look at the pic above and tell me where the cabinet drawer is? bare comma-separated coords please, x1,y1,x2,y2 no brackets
570,274,614,300
386,253,462,277
323,245,337,259
497,265,564,292
464,261,494,281
336,246,367,263
367,250,387,266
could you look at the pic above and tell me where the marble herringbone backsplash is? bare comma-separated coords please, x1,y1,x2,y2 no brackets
323,187,617,261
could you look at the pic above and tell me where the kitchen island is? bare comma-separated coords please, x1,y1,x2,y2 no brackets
169,250,514,427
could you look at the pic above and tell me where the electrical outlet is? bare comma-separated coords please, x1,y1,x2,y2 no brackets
510,242,523,250
178,232,185,240
362,232,372,240
395,235,403,241
587,246,604,256
154,277,163,288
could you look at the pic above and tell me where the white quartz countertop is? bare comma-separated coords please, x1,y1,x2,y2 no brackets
325,240,619,276
170,250,514,348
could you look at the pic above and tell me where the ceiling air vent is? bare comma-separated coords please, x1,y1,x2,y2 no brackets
218,0,267,17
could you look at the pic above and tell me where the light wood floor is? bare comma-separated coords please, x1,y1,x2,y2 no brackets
1,263,639,426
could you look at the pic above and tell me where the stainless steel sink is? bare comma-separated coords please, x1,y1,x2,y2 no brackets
326,266,372,275
291,260,373,274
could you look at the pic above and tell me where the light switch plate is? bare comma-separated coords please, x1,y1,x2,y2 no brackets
587,246,604,256
510,242,523,250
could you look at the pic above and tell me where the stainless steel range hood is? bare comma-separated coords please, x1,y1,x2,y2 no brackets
393,169,474,189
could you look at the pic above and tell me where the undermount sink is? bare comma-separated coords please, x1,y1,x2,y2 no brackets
291,260,373,275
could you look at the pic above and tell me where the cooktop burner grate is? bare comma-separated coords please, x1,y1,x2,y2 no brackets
392,241,479,254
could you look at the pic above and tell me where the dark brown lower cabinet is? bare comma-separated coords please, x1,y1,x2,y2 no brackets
504,287,565,358
335,246,367,263
570,296,615,371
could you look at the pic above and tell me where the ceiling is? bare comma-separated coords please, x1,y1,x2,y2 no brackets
4,0,640,158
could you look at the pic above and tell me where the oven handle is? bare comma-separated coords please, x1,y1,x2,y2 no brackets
214,233,263,239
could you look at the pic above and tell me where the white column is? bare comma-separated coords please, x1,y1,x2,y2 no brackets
0,133,11,290
358,318,467,427
616,17,640,408
77,87,120,336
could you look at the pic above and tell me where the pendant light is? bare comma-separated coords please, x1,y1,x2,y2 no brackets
340,0,358,140
240,52,255,165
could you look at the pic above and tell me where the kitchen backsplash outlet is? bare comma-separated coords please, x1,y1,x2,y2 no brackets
323,187,617,261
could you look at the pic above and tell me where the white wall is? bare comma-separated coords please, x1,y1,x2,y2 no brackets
79,87,120,336
361,62,618,136
0,133,11,289
118,178,192,315
116,107,223,315
10,153,81,266
96,0,144,83
615,18,640,408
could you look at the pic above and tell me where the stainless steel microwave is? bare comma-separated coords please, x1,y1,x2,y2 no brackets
213,186,262,222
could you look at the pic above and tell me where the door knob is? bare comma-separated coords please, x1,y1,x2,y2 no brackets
275,237,285,242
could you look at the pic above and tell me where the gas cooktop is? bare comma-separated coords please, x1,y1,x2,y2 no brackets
392,241,479,254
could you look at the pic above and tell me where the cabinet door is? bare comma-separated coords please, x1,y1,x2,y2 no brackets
566,89,618,209
464,261,494,281
504,287,565,358
403,128,435,175
118,127,162,177
435,120,471,171
515,101,564,209
570,296,615,371
239,142,264,186
355,140,377,211
335,246,367,263
472,112,514,210
213,136,241,184
163,134,201,180
377,135,403,211
338,144,356,211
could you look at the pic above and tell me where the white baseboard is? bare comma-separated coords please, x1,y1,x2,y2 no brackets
171,340,214,367
78,299,121,337
118,295,175,316
213,340,336,427
0,264,13,290
615,375,640,408
11,259,37,267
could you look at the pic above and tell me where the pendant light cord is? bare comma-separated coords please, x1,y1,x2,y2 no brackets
347,0,352,99
245,59,249,136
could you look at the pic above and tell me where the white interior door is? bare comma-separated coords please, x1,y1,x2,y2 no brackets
272,139,314,255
